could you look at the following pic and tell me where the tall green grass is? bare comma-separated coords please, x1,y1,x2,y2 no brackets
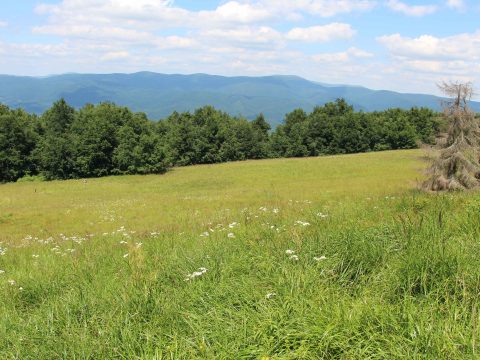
1,149,479,358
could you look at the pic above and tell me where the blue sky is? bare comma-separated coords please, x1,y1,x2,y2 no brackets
0,0,478,96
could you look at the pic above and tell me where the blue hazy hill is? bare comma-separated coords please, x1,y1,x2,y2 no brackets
1,72,478,126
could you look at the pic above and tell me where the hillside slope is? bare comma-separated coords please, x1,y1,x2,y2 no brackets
2,150,480,358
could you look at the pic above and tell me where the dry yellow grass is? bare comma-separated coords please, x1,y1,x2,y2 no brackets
0,149,424,242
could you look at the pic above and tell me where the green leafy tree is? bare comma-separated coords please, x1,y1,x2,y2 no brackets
38,99,76,180
113,113,167,174
251,114,271,158
71,103,120,177
0,106,38,182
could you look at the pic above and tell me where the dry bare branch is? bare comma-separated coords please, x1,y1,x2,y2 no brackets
423,82,480,191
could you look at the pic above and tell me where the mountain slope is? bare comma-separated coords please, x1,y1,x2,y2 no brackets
1,72,478,126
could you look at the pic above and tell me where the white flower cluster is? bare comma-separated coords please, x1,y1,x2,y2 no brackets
286,249,299,261
185,267,208,281
286,249,327,262
316,212,328,219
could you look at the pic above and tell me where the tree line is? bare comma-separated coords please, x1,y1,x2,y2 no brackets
0,98,441,183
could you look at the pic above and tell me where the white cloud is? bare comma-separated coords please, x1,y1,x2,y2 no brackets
33,25,153,41
0,21,8,28
313,52,350,62
203,1,271,23
377,31,480,93
312,47,373,62
386,0,437,16
446,0,465,10
100,51,130,61
347,47,374,58
35,0,375,31
260,0,376,18
286,23,355,42
378,32,480,61
35,0,271,29
200,26,283,47
29,0,362,73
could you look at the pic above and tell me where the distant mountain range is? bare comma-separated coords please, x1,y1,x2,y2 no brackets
1,72,479,126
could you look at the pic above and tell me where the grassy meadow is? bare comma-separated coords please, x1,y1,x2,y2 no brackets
1,149,480,358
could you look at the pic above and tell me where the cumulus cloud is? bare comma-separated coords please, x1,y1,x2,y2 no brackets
386,0,437,16
100,51,130,61
35,0,375,31
378,32,480,61
446,0,465,10
205,1,271,23
312,47,373,62
377,31,480,91
28,0,366,74
259,0,376,18
286,23,355,42
200,26,284,47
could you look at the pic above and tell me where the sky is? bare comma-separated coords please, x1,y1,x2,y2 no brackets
0,0,478,96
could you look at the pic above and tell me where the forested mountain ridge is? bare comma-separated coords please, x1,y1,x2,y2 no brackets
1,72,478,126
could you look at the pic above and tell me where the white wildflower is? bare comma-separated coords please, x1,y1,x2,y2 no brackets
0,270,4,274
272,208,279,214
123,253,129,258
200,232,210,237
228,222,239,229
314,256,327,261
316,212,328,219
285,249,295,255
7,279,15,286
265,292,276,299
185,267,208,281
295,220,311,227
32,254,40,258
227,233,236,239
290,255,299,261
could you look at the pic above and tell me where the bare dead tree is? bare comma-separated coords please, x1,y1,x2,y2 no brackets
423,82,480,191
